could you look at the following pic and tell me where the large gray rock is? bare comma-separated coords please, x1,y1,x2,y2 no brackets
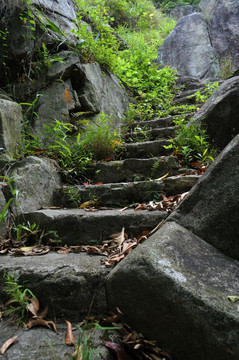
5,156,62,213
107,221,239,360
72,63,130,127
157,0,239,79
34,79,77,142
0,99,23,165
192,76,239,149
32,52,130,139
156,13,219,79
169,133,239,259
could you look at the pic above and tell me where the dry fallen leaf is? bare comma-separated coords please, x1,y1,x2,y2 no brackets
1,336,18,355
65,320,75,346
26,318,57,333
72,344,83,360
27,296,40,317
36,305,49,319
135,203,147,211
104,341,132,360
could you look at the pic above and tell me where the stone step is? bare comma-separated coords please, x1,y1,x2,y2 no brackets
127,112,194,130
91,156,180,183
19,208,167,245
54,175,200,208
124,126,176,142
0,252,110,321
0,320,113,360
123,139,172,158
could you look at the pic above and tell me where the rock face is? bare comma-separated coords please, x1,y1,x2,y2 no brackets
72,62,130,127
0,99,23,165
156,0,239,79
107,221,239,360
169,133,239,259
192,76,239,149
0,1,130,136
207,0,239,69
5,156,62,213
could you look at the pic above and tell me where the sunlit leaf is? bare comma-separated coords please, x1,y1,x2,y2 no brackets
20,246,34,252
80,200,99,208
154,172,169,181
228,296,239,303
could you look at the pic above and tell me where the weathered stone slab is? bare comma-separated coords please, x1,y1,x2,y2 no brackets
169,133,239,259
107,221,239,360
0,252,110,320
6,156,62,213
19,208,167,245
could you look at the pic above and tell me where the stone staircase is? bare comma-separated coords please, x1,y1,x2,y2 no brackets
1,78,237,360
20,111,200,245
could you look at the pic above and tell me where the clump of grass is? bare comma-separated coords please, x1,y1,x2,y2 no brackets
3,272,35,325
82,112,123,160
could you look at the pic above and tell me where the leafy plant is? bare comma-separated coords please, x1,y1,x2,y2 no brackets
164,117,217,166
12,220,60,246
3,272,36,325
71,10,120,72
194,82,219,103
